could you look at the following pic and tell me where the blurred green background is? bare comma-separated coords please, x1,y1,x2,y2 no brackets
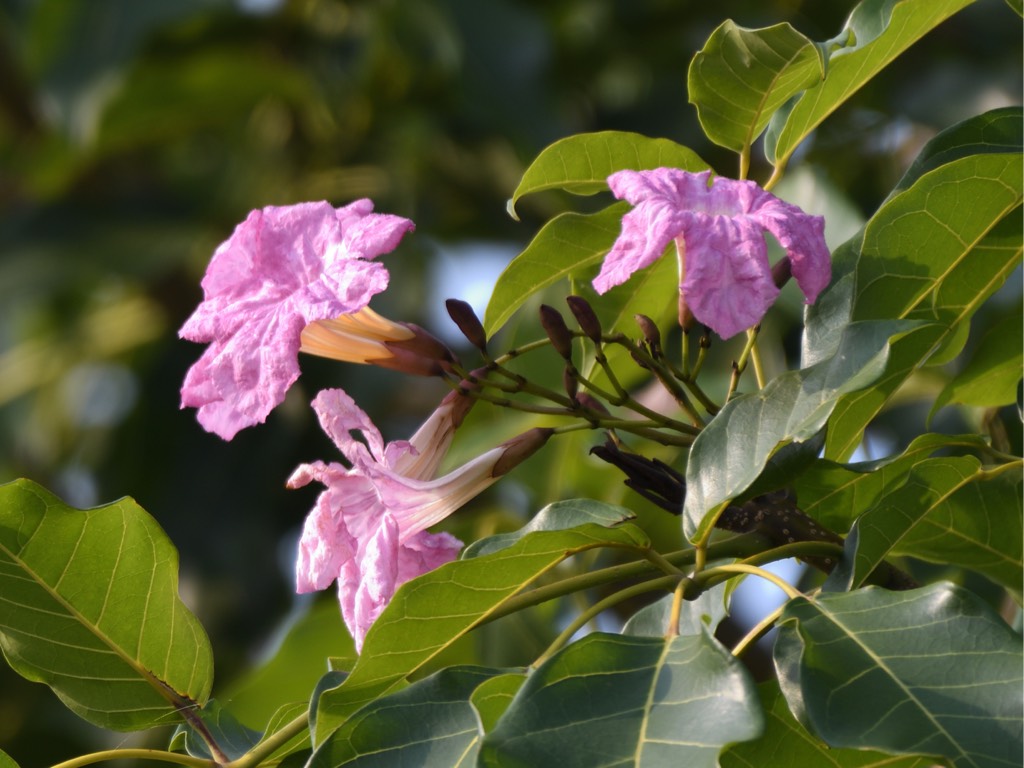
0,0,1019,762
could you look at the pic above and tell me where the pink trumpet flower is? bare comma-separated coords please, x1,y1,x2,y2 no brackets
179,200,416,440
593,168,831,339
288,388,551,651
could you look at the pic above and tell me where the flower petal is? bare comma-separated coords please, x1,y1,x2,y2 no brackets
754,202,831,303
682,215,779,339
179,200,413,439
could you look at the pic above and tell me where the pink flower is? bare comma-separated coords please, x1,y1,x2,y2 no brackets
593,168,831,339
179,200,415,440
288,388,551,650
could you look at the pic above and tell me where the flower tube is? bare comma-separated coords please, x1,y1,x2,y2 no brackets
289,388,551,650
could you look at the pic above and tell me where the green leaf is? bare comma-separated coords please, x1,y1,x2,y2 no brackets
688,20,823,153
1006,0,1023,18
310,667,500,768
462,498,636,558
829,458,1023,591
774,583,1023,768
507,132,707,218
890,107,1023,198
170,699,262,761
931,309,1024,417
479,630,762,766
0,750,17,768
470,672,527,734
621,583,728,637
721,681,934,768
765,0,976,168
825,152,1022,459
795,432,992,532
683,319,911,543
484,203,627,335
0,479,213,731
314,518,650,741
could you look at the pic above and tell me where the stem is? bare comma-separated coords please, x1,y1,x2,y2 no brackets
763,160,786,193
51,750,214,768
749,337,766,390
226,711,309,768
697,563,802,600
731,604,786,657
725,326,761,400
480,533,771,625
739,145,751,181
666,578,689,638
533,575,680,668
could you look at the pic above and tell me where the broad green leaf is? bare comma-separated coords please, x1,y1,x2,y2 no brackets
170,700,261,761
0,750,17,768
310,667,500,768
462,498,636,558
315,519,650,740
931,309,1024,418
765,0,976,167
470,673,527,734
688,21,823,153
507,132,707,218
621,583,728,637
774,583,1023,768
1008,0,1023,16
484,203,627,335
479,630,762,767
721,681,934,768
0,479,213,731
795,432,993,532
890,107,1023,199
683,319,911,543
825,153,1022,459
829,458,1023,591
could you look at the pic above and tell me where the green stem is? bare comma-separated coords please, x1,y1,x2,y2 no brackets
226,711,309,768
480,533,771,625
533,575,680,668
731,604,786,657
697,563,802,600
50,750,214,768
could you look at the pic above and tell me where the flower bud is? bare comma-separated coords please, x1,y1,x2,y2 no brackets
539,304,574,360
493,427,554,476
563,364,578,400
382,323,459,375
445,298,488,352
678,291,696,332
574,391,610,415
565,295,602,343
772,256,793,289
634,314,662,357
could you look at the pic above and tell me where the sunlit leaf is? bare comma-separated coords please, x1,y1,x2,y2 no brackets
931,309,1024,417
775,583,1023,768
688,21,823,153
479,630,762,766
314,517,650,741
825,152,1022,459
462,498,636,558
795,432,992,532
829,458,1023,591
0,749,18,768
683,319,911,543
890,107,1023,199
721,681,934,768
507,132,707,218
310,667,500,768
0,479,213,731
765,0,976,167
471,672,527,734
484,204,627,335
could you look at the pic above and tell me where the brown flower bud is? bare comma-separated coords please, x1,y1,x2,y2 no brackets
383,323,459,374
493,427,554,476
445,298,488,352
634,314,662,355
574,391,610,415
563,364,578,400
772,256,793,289
539,304,573,360
565,295,602,343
